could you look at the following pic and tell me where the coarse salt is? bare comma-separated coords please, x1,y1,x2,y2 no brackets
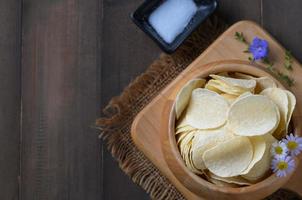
149,0,198,44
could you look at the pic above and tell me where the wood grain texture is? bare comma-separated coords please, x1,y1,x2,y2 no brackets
0,0,21,200
100,1,159,199
21,0,102,199
131,21,302,199
262,0,302,61
218,0,261,24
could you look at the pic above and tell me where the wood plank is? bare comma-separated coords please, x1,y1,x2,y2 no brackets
0,0,21,199
262,0,302,194
21,0,102,199
218,0,262,24
101,0,159,199
131,21,302,199
262,0,302,61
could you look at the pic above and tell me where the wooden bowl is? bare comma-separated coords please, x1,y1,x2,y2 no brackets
161,60,301,200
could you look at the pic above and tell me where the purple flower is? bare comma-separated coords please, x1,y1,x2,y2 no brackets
271,141,288,158
271,155,295,177
249,37,269,60
282,133,302,156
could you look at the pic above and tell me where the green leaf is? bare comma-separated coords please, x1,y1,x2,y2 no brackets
262,57,274,67
284,50,293,71
243,49,250,53
266,65,294,87
234,32,248,45
277,72,294,87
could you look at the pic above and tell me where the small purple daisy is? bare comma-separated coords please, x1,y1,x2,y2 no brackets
271,141,288,158
271,156,295,177
249,37,269,60
282,133,302,156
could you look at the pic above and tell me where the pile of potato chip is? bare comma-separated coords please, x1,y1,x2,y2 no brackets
175,72,296,187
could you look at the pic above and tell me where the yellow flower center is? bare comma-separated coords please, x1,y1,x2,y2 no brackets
287,141,298,150
275,146,283,154
277,161,288,170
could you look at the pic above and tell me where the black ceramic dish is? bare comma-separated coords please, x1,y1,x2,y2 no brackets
131,0,218,53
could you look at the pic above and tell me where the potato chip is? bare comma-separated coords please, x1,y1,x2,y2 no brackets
178,132,194,153
217,72,230,77
179,135,194,168
240,91,252,97
177,131,193,145
228,95,279,136
205,79,248,96
175,125,196,135
205,82,223,94
241,136,266,174
210,173,252,186
232,92,253,104
176,132,188,144
242,134,277,182
233,72,255,79
208,176,239,187
188,145,204,175
186,88,229,129
284,90,296,135
210,74,256,90
203,136,253,177
191,127,234,170
261,88,288,137
254,77,277,93
233,73,276,93
220,93,237,104
175,79,206,119
175,113,195,135
176,113,189,129
178,131,194,147
183,142,194,168
177,131,204,174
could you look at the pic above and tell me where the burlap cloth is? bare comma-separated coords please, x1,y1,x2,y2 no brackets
96,15,302,200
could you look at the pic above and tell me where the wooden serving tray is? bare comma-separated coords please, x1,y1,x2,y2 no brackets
131,21,302,199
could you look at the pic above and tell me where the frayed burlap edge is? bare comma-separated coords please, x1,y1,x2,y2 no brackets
96,15,227,200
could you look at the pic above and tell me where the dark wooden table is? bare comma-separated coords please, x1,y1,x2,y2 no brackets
1,0,302,199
